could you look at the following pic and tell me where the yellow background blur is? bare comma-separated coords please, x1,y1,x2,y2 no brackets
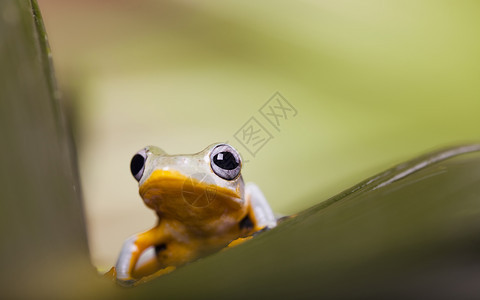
38,0,480,269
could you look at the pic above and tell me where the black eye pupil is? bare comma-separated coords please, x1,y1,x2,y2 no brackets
213,151,239,170
130,154,145,176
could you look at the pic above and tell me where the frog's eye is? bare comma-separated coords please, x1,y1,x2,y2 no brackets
210,144,241,180
130,149,147,181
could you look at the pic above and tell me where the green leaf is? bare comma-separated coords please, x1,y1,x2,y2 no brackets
130,144,480,299
0,0,99,298
2,1,480,298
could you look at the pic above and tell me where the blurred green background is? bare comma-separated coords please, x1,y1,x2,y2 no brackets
37,0,480,270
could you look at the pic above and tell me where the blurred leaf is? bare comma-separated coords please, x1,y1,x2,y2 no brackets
125,144,480,299
0,0,101,298
3,1,480,298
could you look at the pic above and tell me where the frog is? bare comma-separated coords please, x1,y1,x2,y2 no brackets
113,143,277,285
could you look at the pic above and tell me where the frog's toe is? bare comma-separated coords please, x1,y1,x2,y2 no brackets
116,278,137,287
226,236,253,248
133,265,177,286
103,266,117,282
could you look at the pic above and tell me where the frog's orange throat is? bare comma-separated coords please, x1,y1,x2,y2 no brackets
139,170,247,228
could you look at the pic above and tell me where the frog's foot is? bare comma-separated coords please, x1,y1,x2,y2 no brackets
110,267,176,287
102,266,136,287
103,266,117,282
113,267,139,287
117,278,138,287
226,236,253,249
115,271,138,287
133,266,176,286
245,183,277,229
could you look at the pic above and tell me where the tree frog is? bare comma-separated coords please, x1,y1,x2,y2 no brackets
114,143,277,285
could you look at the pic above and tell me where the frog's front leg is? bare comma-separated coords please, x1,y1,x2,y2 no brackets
227,184,276,249
245,182,277,230
115,225,167,284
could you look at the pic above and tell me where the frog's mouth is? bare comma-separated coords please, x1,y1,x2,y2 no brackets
139,169,243,213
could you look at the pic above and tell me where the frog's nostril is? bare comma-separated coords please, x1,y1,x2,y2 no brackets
131,153,146,181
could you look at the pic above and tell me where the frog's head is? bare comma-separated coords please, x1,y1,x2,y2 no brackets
129,143,245,220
